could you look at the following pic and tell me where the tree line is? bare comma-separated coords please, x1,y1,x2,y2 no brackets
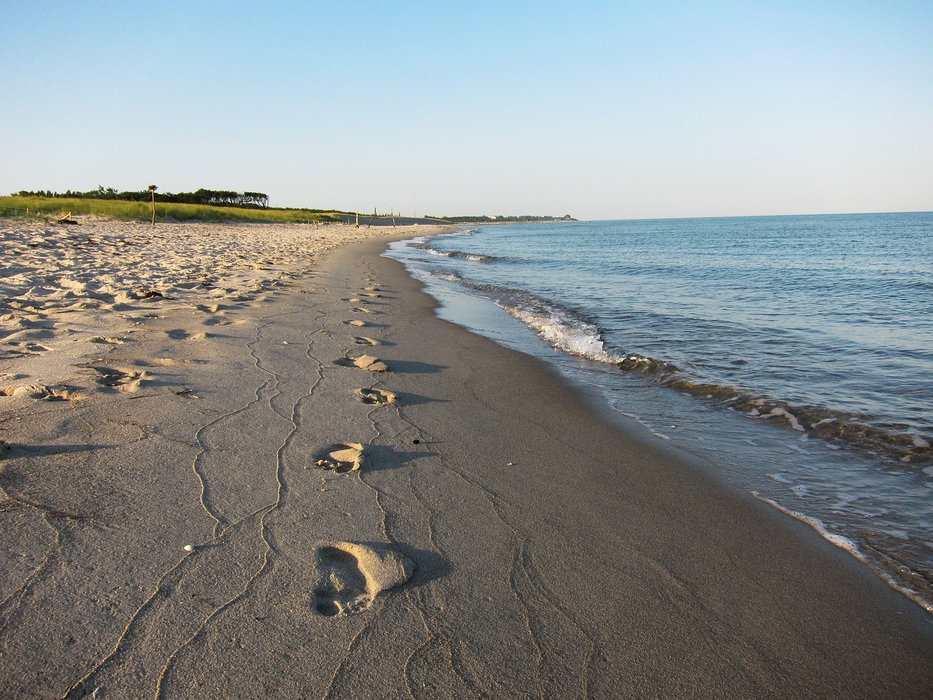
14,187,270,209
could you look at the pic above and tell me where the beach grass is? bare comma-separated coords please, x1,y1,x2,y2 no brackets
0,195,344,224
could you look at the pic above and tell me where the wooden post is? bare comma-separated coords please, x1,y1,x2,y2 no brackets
148,185,158,226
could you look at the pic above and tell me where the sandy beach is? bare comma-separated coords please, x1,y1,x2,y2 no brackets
2,219,933,699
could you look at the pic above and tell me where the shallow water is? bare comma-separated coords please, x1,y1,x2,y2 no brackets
385,212,933,611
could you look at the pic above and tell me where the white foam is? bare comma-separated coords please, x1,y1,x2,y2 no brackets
757,496,866,558
502,304,624,365
756,495,933,613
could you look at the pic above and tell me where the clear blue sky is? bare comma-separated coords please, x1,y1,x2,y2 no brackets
1,1,931,220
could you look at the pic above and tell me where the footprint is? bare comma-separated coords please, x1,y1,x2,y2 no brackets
353,337,379,346
166,329,189,340
89,366,150,393
351,307,373,314
352,355,388,372
357,388,397,405
312,542,415,617
0,383,71,400
315,443,365,472
333,355,388,372
136,357,183,367
346,320,367,328
4,342,53,355
87,336,124,345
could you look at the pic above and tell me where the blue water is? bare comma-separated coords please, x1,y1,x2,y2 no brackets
386,212,933,611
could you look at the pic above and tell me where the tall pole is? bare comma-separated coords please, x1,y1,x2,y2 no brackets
148,185,158,226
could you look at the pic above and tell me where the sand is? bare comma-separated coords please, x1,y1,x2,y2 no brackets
1,220,932,698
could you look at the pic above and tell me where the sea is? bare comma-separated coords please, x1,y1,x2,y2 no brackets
384,212,933,612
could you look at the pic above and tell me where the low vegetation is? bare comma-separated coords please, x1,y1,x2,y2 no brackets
0,194,344,224
1,187,576,225
15,187,272,209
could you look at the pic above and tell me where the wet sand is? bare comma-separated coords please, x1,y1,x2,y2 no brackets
1,221,932,698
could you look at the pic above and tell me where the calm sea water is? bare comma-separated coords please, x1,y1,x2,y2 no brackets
386,212,933,611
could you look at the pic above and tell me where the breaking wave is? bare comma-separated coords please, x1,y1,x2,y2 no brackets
417,244,501,264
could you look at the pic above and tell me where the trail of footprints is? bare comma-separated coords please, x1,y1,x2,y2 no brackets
310,282,414,617
334,285,391,374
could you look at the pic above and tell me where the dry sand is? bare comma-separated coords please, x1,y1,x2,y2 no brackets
1,220,933,698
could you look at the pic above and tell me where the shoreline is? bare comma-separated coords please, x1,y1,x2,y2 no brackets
1,222,932,697
387,218,933,613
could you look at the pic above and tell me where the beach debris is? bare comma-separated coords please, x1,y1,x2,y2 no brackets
183,545,195,553
311,541,415,617
315,443,365,473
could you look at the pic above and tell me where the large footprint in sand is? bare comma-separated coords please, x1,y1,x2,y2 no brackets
89,365,150,393
357,388,396,405
334,355,389,372
312,542,415,617
315,443,365,472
